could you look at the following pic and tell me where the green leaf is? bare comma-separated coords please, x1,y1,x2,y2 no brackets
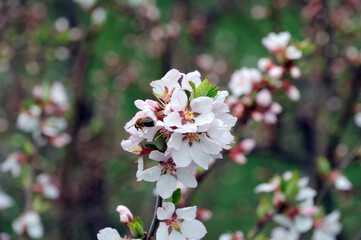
317,156,330,175
171,189,181,205
256,197,271,219
23,140,35,155
285,172,300,199
128,221,145,238
193,78,219,98
189,81,196,92
143,143,159,151
134,217,144,229
153,131,167,152
254,234,269,240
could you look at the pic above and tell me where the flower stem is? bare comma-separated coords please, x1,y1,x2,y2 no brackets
146,195,162,240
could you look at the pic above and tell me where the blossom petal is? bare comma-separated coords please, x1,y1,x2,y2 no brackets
97,228,121,240
139,166,162,182
295,216,313,233
157,202,175,220
168,133,183,150
171,90,188,112
171,142,192,167
149,151,169,162
190,97,213,113
190,142,210,170
181,219,207,239
164,112,182,128
199,135,222,154
177,167,197,188
169,229,186,240
157,174,177,198
156,222,169,240
176,206,196,221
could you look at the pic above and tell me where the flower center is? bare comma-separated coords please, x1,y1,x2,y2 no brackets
186,133,200,143
161,160,176,174
171,220,182,231
184,110,195,121
130,146,141,153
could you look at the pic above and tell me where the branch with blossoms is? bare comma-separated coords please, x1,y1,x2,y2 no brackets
0,82,70,239
95,32,318,240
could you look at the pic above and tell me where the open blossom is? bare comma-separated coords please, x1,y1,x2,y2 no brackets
262,32,291,53
16,105,41,133
12,211,44,239
97,227,139,240
228,67,262,97
312,211,342,240
116,205,134,224
35,174,60,199
137,151,197,198
328,171,352,191
156,202,207,240
229,138,256,164
122,69,235,172
0,186,13,210
1,152,25,178
270,227,298,240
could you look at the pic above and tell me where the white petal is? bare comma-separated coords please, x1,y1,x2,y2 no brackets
164,112,182,128
194,111,214,126
335,175,352,191
190,142,210,170
157,174,177,198
140,166,162,182
190,97,213,113
176,206,196,220
199,135,222,155
171,142,192,167
273,215,292,228
177,167,197,188
157,202,175,220
171,90,187,112
169,229,186,240
156,222,170,240
168,133,183,150
181,219,207,239
97,228,121,240
295,216,313,233
149,151,169,162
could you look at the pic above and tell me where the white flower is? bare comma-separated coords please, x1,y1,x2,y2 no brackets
262,32,291,53
16,105,41,133
0,187,13,210
12,211,44,239
258,58,273,72
354,112,361,127
91,7,107,25
50,82,68,108
167,132,222,169
268,66,284,79
270,227,299,240
334,175,352,191
137,152,197,198
219,231,244,240
312,211,342,240
1,153,23,178
73,0,96,9
151,69,182,102
164,90,214,132
156,202,207,240
228,68,262,97
116,205,134,223
290,66,301,79
286,85,300,101
36,174,60,199
256,89,272,107
285,46,302,60
41,117,68,137
97,228,122,240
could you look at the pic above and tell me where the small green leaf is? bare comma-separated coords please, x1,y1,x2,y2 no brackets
193,78,218,98
171,189,181,205
153,131,167,152
254,234,269,240
256,197,271,219
317,156,330,175
23,140,35,155
143,143,158,150
134,217,144,229
128,221,145,238
285,172,299,199
189,81,196,92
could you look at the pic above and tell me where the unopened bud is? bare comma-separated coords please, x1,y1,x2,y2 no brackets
116,205,133,223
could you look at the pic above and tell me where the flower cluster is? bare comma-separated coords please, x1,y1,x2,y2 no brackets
17,82,71,148
227,32,303,124
121,69,236,198
255,171,342,240
219,231,244,240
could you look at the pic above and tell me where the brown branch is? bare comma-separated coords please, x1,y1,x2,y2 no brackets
145,195,163,240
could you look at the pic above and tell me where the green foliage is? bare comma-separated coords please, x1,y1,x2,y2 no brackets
256,197,272,219
193,78,219,98
164,188,181,205
128,219,145,239
284,172,300,199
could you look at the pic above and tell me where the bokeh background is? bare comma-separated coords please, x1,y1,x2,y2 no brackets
1,0,361,239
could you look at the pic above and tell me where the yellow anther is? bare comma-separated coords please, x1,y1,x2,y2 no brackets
171,221,181,231
184,110,194,120
130,146,141,153
186,133,200,142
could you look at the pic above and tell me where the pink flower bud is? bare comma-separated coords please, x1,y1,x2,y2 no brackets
196,209,213,221
116,205,133,223
268,66,283,79
256,89,272,107
290,66,301,79
286,85,300,101
240,139,256,153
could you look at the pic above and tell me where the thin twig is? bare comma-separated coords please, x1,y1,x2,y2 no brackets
146,195,163,240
